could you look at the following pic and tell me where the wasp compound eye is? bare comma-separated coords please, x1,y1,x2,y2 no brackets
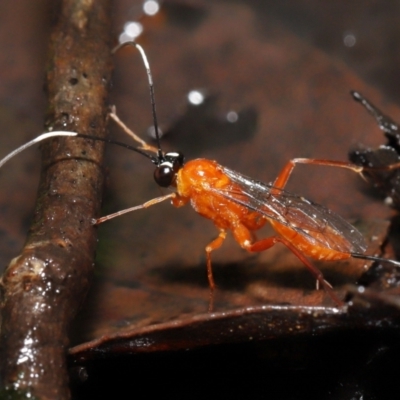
154,162,176,187
154,152,185,187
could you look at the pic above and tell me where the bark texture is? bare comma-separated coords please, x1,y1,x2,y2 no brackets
0,0,113,398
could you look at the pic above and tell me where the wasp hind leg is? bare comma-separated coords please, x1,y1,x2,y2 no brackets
233,224,344,307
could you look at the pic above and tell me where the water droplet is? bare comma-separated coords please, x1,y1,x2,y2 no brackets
120,21,143,43
226,111,238,123
187,89,205,105
343,31,356,47
147,125,164,139
143,0,160,16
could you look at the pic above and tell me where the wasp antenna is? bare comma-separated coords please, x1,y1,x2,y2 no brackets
0,130,158,170
0,131,78,169
76,134,158,163
351,252,400,267
113,40,164,161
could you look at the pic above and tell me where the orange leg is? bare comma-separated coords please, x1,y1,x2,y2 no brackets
273,158,364,192
205,229,227,311
109,106,159,154
93,193,175,224
246,235,344,307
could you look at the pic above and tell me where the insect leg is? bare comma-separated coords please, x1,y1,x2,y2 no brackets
205,229,227,311
109,106,159,154
93,193,175,224
273,158,364,192
246,236,344,307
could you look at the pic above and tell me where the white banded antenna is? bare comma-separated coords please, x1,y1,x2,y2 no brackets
112,40,164,161
0,131,78,168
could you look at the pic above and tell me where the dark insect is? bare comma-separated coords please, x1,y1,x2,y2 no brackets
350,91,400,210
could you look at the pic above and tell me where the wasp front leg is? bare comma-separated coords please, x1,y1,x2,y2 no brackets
205,229,227,311
93,193,175,224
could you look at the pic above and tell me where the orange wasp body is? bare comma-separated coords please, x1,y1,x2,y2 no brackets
99,105,368,308
175,157,365,265
92,42,398,309
175,158,363,265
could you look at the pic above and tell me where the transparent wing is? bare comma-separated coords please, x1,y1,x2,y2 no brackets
214,166,367,254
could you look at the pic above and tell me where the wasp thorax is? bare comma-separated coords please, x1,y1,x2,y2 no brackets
154,151,185,187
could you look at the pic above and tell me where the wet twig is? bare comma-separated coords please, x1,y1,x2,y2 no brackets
0,0,112,398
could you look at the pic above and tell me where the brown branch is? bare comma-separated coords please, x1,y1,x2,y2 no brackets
0,0,113,398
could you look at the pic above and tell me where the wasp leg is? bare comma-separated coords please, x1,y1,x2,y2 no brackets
245,235,344,307
233,223,343,306
205,229,227,312
109,106,159,154
93,193,175,224
273,158,363,192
